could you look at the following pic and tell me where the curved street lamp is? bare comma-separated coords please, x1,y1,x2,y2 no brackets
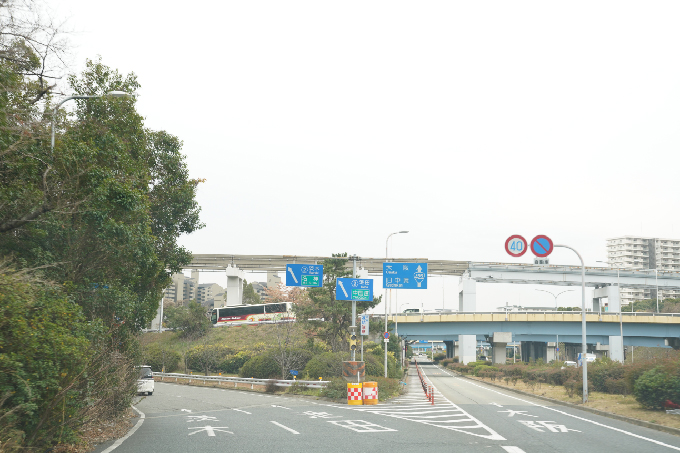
51,91,133,151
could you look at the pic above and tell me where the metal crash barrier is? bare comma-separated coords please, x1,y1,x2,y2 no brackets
153,372,329,389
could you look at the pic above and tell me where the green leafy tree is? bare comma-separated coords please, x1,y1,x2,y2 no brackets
242,279,261,305
293,253,379,352
165,301,211,339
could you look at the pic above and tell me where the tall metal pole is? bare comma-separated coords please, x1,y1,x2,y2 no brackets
555,244,588,403
351,255,357,361
384,231,408,377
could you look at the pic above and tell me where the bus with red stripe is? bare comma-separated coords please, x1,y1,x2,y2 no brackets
210,302,294,326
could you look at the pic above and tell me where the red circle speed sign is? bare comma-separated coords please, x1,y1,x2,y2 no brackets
505,235,528,257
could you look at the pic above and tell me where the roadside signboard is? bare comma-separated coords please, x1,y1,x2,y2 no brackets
285,264,323,287
336,278,373,301
290,370,298,376
530,235,554,257
505,235,528,257
384,332,390,339
360,314,369,335
383,262,428,289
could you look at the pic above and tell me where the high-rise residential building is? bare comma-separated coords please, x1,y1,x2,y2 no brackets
162,271,223,307
606,236,680,305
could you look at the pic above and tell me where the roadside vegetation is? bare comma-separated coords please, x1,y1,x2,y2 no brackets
440,350,680,429
0,2,202,450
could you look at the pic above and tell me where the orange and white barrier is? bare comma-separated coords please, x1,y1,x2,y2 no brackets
347,383,363,405
362,381,378,405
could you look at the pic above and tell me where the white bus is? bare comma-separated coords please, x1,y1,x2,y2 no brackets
210,302,294,327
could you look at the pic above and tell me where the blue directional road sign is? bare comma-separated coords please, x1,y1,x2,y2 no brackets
383,262,428,289
336,278,373,301
286,264,323,287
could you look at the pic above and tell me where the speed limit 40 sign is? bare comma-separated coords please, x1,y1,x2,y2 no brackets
505,235,528,257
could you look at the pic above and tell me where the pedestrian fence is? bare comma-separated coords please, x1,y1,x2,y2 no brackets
153,372,330,389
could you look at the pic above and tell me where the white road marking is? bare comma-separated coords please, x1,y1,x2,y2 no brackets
232,408,252,415
337,367,505,441
188,425,233,436
272,405,292,410
100,406,145,453
502,447,527,453
491,402,503,407
329,420,397,433
271,421,300,434
180,408,192,412
436,365,680,451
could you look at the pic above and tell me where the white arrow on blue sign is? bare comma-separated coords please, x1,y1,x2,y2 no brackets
285,264,323,287
383,262,427,289
336,278,373,301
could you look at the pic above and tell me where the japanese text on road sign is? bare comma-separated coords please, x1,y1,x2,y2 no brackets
286,264,323,287
383,262,428,289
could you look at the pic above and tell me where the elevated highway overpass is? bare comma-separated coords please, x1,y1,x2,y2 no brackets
393,311,680,364
185,254,680,364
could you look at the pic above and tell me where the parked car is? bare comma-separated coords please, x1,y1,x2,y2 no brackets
137,365,154,396
563,361,577,368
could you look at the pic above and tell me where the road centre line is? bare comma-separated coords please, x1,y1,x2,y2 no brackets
271,421,300,434
100,406,145,453
502,447,527,453
431,365,680,451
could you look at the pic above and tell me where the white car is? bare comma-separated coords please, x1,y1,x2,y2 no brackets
137,365,154,395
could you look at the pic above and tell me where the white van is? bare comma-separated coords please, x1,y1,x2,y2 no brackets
137,365,154,396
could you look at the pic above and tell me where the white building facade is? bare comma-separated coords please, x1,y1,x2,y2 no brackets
606,236,680,305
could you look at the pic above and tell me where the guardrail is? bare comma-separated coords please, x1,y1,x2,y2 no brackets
153,372,330,389
376,311,680,318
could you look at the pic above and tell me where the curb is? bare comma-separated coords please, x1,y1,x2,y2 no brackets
445,367,680,438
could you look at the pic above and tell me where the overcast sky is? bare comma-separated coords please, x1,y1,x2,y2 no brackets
53,1,680,312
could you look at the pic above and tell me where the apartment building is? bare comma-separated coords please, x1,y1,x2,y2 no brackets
606,236,680,305
162,271,223,308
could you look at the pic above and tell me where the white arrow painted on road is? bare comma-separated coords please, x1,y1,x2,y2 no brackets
188,425,233,436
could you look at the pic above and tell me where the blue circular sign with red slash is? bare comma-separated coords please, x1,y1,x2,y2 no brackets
531,235,553,257
384,331,390,339
505,235,528,257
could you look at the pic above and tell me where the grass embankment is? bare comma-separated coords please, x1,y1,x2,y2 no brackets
442,360,680,431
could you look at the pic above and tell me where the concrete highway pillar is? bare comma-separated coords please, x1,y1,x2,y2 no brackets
546,342,557,362
225,265,245,306
444,341,454,359
609,336,624,362
458,277,477,312
458,335,477,364
491,332,511,365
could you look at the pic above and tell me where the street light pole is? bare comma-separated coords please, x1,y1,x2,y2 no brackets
51,91,132,152
555,243,588,404
534,289,575,310
385,230,408,378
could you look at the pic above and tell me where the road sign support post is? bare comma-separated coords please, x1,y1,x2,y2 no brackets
351,255,357,361
555,243,588,404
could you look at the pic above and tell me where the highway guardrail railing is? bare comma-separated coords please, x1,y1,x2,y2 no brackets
153,372,330,389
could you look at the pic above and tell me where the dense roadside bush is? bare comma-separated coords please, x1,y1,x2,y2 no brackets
165,302,212,339
304,352,346,380
142,344,181,372
185,344,234,375
433,353,447,363
0,268,138,449
240,354,280,379
220,351,252,374
634,363,680,409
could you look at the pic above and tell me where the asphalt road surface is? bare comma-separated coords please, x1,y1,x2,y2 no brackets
94,363,680,453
